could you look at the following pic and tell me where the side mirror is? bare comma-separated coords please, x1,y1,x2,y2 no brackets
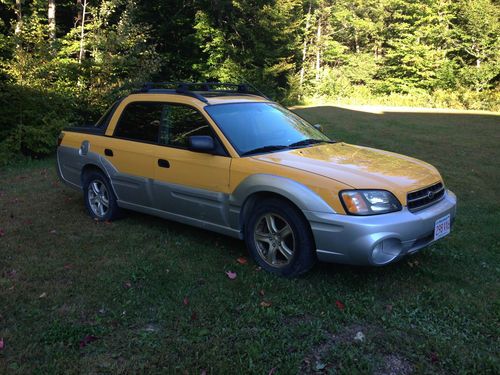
313,124,323,132
189,135,215,153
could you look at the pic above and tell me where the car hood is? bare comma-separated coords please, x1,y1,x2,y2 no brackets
252,143,442,203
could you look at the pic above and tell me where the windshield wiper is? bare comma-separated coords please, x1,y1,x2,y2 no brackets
241,145,289,156
288,138,334,148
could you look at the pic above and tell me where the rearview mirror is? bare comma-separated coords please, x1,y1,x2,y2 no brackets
313,124,323,132
189,135,215,153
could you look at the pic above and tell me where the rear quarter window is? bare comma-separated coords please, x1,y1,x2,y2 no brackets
114,102,164,143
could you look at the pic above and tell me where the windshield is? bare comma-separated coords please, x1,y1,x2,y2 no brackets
205,103,331,156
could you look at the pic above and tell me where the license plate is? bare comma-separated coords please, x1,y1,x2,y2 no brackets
434,214,451,241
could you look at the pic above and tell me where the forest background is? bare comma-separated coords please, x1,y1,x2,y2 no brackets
0,0,498,161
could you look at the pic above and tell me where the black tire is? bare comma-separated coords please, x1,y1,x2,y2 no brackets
244,197,316,277
82,170,122,221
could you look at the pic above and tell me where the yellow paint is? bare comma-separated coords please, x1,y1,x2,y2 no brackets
61,93,445,214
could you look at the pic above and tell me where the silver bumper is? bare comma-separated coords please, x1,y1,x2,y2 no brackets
305,190,457,266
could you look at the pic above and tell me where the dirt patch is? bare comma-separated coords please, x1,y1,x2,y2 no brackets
299,324,371,374
375,354,413,375
299,324,412,374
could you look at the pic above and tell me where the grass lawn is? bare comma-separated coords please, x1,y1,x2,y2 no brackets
1,106,499,374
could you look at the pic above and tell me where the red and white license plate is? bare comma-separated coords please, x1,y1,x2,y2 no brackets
434,214,451,241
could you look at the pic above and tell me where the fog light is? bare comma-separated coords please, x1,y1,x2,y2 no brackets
372,238,402,265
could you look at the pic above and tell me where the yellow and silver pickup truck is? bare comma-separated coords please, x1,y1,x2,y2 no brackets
57,82,457,276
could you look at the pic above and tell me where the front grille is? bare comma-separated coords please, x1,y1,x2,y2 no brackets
407,182,445,212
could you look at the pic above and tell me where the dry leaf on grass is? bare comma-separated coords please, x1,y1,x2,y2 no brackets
335,300,345,310
236,257,248,265
79,335,98,348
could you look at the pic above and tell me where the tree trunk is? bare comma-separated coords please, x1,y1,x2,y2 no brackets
315,21,321,81
354,31,360,53
14,0,22,35
299,1,312,87
79,0,87,63
48,0,56,42
75,0,82,27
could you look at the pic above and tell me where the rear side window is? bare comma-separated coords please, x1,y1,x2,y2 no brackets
114,102,164,142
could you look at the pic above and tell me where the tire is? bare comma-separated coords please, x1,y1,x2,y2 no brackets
244,197,316,277
82,170,122,221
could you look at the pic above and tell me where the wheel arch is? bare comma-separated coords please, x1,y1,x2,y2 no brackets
232,174,336,234
80,163,105,186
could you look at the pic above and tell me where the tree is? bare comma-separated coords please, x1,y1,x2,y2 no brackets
48,0,55,41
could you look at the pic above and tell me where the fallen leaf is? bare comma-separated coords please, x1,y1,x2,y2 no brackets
183,297,189,306
407,260,419,268
429,352,439,363
268,367,276,375
63,264,73,270
255,266,262,271
0,338,4,350
123,281,132,289
313,361,326,371
260,301,272,308
79,335,98,348
236,257,248,265
259,289,265,297
226,271,237,280
335,300,345,310
6,270,16,278
39,292,47,299
49,229,57,234
0,229,4,237
200,370,207,375
354,331,365,342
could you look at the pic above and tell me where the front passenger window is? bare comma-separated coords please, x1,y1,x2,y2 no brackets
160,104,212,148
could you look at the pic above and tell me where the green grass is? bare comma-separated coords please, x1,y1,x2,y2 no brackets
1,106,499,374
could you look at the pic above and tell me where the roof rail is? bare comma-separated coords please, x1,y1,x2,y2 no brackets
137,82,270,103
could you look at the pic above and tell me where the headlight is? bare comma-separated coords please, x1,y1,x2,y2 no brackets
340,190,402,215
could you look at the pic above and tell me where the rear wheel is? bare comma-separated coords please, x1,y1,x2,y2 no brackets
82,171,122,221
244,198,316,277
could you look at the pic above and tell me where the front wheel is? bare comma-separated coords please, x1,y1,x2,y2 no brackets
244,198,316,277
82,171,122,221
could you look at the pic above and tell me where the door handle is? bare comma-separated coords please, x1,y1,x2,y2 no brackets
158,159,170,168
104,148,113,157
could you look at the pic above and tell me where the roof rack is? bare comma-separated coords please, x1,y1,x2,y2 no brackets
136,82,270,103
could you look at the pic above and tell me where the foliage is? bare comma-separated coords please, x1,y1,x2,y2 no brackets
0,0,499,160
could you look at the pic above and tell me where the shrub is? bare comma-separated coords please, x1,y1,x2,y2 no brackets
0,83,77,163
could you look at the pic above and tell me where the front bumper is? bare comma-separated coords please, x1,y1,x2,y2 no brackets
305,190,457,266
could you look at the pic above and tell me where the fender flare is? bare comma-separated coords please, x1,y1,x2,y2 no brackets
230,174,336,214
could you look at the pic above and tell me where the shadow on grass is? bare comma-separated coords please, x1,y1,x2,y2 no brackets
123,204,409,282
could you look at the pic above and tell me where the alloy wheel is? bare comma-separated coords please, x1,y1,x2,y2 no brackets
253,213,295,267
